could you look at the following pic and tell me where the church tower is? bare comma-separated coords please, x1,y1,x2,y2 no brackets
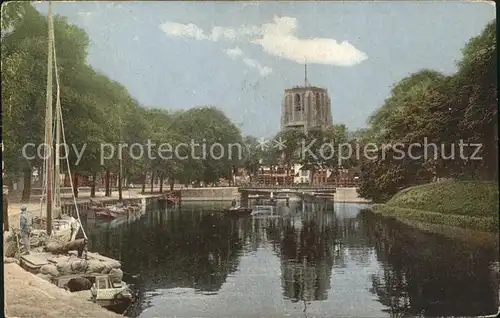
280,63,333,133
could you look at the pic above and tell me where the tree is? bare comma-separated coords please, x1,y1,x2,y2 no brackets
357,19,497,201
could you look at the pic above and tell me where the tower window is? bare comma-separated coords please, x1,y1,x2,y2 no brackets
295,94,302,112
316,92,321,115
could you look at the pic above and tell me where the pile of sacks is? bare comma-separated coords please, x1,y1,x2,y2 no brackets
36,254,124,284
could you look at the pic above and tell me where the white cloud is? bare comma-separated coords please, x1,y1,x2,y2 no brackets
224,47,271,77
242,57,272,76
251,16,367,66
159,21,207,40
210,26,237,41
225,47,244,59
159,16,367,66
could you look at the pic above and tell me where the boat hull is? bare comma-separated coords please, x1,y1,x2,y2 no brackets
223,208,252,216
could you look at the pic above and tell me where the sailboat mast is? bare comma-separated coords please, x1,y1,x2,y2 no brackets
45,1,54,235
54,39,61,215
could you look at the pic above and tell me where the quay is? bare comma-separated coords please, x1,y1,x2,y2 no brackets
4,262,121,317
4,189,162,231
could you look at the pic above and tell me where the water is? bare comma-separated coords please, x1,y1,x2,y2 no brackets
85,201,499,317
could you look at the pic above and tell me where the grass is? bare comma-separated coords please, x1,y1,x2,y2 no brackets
372,180,499,232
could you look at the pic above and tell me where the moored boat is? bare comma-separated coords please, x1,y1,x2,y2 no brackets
250,205,280,218
223,206,253,216
54,273,134,314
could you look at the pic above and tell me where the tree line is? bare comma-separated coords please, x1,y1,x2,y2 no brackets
2,3,355,202
355,20,497,202
1,3,247,201
4,4,494,203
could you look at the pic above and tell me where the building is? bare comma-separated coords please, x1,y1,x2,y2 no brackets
280,64,333,133
256,166,294,185
291,163,332,185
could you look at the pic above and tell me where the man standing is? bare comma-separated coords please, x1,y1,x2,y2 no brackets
19,205,32,254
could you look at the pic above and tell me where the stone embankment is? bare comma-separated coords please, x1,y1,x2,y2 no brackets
4,189,135,318
4,230,125,317
180,187,239,201
334,187,371,203
5,189,158,231
4,262,121,317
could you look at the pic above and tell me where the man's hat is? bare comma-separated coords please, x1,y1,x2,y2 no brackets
20,205,27,211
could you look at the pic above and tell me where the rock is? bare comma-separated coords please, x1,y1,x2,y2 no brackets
36,273,52,281
56,262,73,275
40,264,60,277
4,257,18,264
86,260,105,274
108,268,123,283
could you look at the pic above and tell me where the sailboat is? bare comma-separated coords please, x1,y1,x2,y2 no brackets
21,4,135,313
34,1,86,242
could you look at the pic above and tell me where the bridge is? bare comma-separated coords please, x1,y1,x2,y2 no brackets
238,184,337,194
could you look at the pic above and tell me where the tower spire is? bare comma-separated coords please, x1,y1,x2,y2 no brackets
304,58,309,87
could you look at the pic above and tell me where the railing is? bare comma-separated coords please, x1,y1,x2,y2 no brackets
239,184,337,191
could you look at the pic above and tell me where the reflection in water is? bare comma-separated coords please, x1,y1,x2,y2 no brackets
85,201,499,317
280,209,336,303
360,210,499,317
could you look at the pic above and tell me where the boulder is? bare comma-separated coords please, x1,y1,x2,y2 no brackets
40,264,60,277
85,259,106,274
108,268,123,283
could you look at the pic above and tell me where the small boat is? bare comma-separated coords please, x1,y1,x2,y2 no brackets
158,192,180,205
53,273,134,314
91,203,141,220
223,206,253,216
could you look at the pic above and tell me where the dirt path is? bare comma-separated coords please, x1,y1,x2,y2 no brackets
4,263,122,317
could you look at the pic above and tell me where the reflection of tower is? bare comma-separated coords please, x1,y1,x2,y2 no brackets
280,212,336,302
281,63,333,134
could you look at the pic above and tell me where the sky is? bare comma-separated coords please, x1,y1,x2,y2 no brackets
33,1,496,138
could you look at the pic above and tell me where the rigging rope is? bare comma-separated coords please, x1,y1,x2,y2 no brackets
40,114,57,218
49,3,87,240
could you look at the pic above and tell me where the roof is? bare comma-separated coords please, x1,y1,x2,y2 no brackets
284,86,328,93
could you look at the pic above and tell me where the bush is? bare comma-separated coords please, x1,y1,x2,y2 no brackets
386,180,499,217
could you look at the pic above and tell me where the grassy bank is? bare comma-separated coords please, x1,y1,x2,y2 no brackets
372,181,499,232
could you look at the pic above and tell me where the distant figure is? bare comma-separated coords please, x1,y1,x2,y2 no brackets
19,205,32,254
231,199,237,208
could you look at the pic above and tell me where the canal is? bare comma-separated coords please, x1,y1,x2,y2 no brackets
84,201,499,317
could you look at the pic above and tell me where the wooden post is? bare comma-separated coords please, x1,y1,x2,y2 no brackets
2,186,9,232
